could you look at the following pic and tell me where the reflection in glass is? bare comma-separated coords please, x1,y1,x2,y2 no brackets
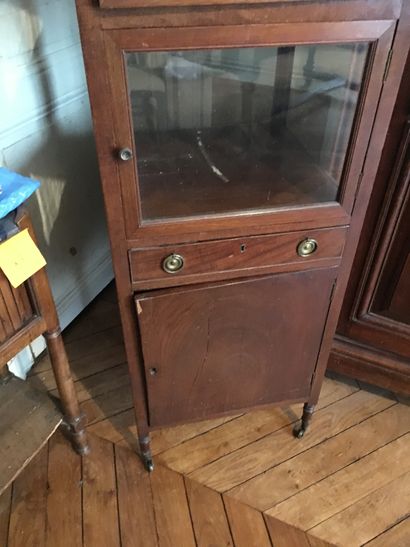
126,44,368,221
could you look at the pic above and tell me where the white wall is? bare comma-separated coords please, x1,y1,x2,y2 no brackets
0,0,113,374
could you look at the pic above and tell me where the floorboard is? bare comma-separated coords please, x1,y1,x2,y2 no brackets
229,402,410,511
7,446,49,547
150,465,196,547
159,375,357,479
115,443,158,547
187,388,394,492
46,431,82,547
82,435,121,547
267,433,410,532
364,517,410,546
223,495,272,547
0,486,12,547
308,470,410,546
1,283,407,547
264,514,315,547
0,376,61,496
185,478,233,547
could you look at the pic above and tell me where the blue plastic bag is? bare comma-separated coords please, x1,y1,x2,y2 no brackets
0,168,40,219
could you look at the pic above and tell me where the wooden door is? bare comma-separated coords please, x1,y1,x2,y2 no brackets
329,56,410,394
136,267,336,427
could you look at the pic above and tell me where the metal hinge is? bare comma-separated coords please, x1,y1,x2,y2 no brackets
383,49,393,82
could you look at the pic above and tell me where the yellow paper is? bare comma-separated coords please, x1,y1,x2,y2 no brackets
0,229,46,288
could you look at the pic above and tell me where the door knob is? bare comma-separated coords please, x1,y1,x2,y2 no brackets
162,253,184,274
297,238,318,257
118,147,133,161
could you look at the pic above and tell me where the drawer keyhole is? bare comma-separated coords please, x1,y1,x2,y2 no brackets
149,367,158,376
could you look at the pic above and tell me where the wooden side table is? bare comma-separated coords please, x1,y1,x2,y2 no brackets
0,208,88,495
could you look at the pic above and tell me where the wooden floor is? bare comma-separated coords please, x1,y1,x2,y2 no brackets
1,283,409,547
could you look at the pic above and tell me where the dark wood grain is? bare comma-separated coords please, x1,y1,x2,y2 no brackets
129,226,346,289
0,272,26,333
307,21,396,406
329,15,410,394
0,289,14,344
136,268,336,427
0,270,34,348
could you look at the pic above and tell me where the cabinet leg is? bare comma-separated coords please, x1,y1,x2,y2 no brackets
45,329,89,455
139,435,154,472
293,403,315,439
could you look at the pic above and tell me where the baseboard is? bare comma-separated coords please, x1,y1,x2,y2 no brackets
328,335,410,396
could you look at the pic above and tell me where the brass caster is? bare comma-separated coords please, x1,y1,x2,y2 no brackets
75,443,91,456
144,458,154,472
293,425,306,439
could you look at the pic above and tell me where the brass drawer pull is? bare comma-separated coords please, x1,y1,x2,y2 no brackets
162,253,184,274
297,238,318,257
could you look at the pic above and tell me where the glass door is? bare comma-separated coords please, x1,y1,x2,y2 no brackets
126,44,368,221
104,21,395,240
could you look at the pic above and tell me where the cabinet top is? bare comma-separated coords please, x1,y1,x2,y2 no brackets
96,0,400,12
75,0,401,32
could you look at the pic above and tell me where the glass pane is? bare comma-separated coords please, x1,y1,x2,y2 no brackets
126,43,368,221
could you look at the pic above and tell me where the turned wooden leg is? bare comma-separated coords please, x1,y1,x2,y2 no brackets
293,403,315,439
45,329,89,455
139,434,154,472
17,210,89,455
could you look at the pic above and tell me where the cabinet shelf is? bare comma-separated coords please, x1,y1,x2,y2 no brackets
137,126,339,221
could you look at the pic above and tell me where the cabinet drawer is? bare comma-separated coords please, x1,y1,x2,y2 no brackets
129,226,347,289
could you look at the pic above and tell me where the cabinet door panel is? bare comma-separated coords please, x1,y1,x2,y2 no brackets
103,20,394,242
136,268,336,427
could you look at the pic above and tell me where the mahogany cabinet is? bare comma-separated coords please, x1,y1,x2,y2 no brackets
75,0,406,470
329,35,410,395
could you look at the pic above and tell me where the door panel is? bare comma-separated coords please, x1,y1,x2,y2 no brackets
126,43,367,221
329,49,410,395
104,20,394,241
136,267,336,427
